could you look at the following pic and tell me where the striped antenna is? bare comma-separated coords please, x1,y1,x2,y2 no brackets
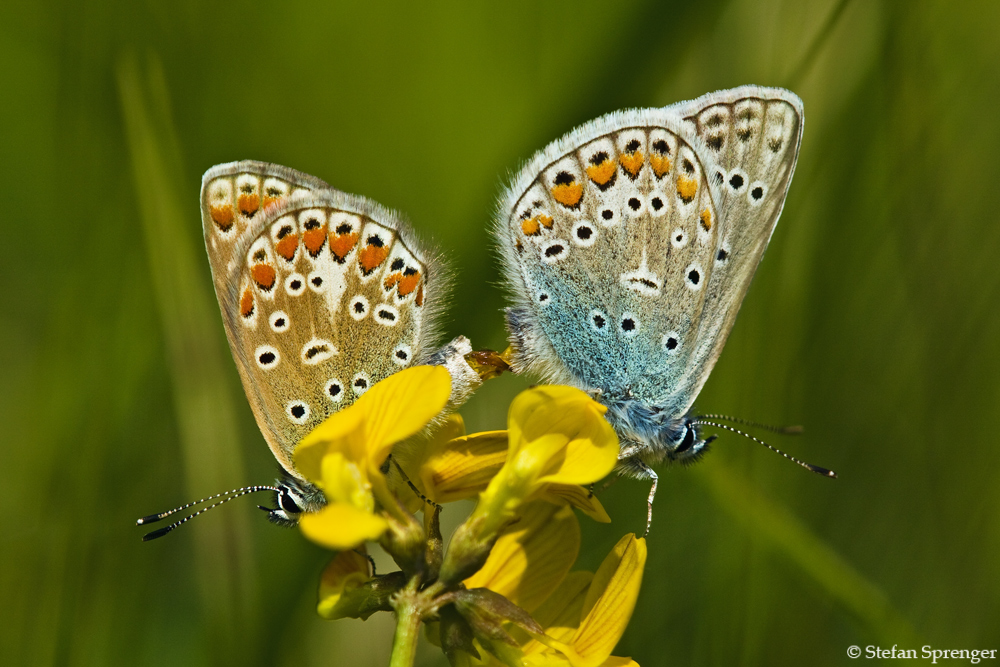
136,485,280,541
692,420,836,478
695,413,803,435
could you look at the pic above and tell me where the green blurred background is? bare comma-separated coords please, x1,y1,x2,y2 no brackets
3,0,999,664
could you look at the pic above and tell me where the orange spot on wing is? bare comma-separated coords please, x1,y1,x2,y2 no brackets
210,205,234,231
586,159,616,186
303,228,327,256
240,288,254,318
275,234,298,261
700,208,713,231
251,264,276,290
521,217,540,236
619,152,644,177
650,155,672,178
238,194,260,217
676,175,698,203
330,232,359,262
358,243,390,275
415,284,424,306
551,183,583,208
539,214,553,229
397,271,420,296
384,272,402,290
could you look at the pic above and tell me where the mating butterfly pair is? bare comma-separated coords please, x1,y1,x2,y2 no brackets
139,85,832,539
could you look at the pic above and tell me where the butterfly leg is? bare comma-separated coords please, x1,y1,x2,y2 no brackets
632,459,658,537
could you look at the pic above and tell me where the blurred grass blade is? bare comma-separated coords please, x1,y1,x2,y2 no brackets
700,464,920,646
786,0,854,88
117,51,261,663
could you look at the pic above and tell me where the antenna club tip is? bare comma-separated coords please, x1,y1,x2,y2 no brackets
142,526,173,541
806,464,837,478
136,514,162,525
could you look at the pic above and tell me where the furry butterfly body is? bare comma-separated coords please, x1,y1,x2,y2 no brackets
496,86,803,482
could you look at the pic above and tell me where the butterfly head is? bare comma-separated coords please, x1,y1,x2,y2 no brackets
668,419,716,464
261,474,327,527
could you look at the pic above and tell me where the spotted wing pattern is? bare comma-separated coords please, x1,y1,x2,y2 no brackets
496,110,722,411
661,86,803,411
201,163,438,479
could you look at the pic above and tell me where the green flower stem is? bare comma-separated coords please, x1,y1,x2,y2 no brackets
389,580,445,667
389,597,422,667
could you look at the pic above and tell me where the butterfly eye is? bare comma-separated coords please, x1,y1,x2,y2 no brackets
674,425,696,453
279,490,302,514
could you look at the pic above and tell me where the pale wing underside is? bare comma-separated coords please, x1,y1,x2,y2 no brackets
201,166,439,478
662,87,804,411
497,110,722,410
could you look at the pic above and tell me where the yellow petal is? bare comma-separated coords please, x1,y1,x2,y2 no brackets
299,502,389,550
421,430,509,503
317,549,372,619
294,407,365,483
358,365,453,468
464,502,580,613
535,484,611,523
524,571,593,651
507,386,619,487
570,534,647,667
320,451,373,511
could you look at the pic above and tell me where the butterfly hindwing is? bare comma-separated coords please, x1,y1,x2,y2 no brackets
498,110,720,410
201,164,439,479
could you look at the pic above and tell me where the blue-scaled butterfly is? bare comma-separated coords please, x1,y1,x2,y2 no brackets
494,86,834,529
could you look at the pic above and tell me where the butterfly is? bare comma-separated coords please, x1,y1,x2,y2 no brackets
494,86,832,525
138,161,479,539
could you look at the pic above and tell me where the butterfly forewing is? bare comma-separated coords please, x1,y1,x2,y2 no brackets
662,87,804,410
499,110,720,406
201,165,436,480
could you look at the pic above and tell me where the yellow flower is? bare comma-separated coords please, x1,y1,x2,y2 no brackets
440,386,619,584
294,365,452,550
317,549,372,620
453,501,646,667
477,385,619,532
400,418,611,522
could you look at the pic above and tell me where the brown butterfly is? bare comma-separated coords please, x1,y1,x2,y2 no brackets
138,161,480,539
